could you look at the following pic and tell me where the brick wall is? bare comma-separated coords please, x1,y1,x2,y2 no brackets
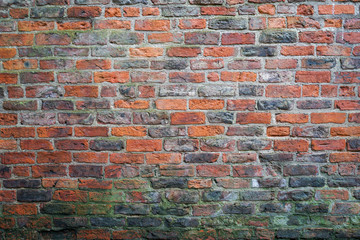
0,0,360,239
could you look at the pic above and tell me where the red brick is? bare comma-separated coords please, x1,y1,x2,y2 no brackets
0,73,17,84
9,8,29,19
317,46,351,56
318,5,333,15
215,178,250,188
37,127,72,138
123,7,140,17
321,85,337,97
0,113,18,125
233,165,263,177
204,47,235,57
236,113,271,124
2,152,35,164
13,166,30,177
36,33,71,45
190,99,224,110
299,31,334,43
281,46,314,56
188,179,212,189
167,47,201,57
324,18,342,28
135,20,170,31
201,6,236,15
110,153,144,164
114,100,149,109
311,113,346,124
266,85,301,98
274,140,309,152
267,127,290,136
335,100,360,110
297,4,314,15
53,190,87,202
3,204,37,215
227,100,255,111
148,33,181,43
94,20,131,29
64,86,98,98
105,7,122,17
1,127,35,138
73,152,108,164
79,179,112,190
222,33,255,45
329,153,360,163
188,126,225,137
258,4,275,15
32,165,67,178
112,126,147,137
58,21,91,30
18,21,54,31
334,5,354,14
0,191,16,202
302,85,319,97
295,71,331,83
155,99,187,110
179,19,206,29
143,7,160,16
171,112,205,125
55,139,88,150
265,59,297,69
312,139,346,151
130,47,163,57
74,127,108,137
76,60,111,70
0,48,16,58
197,165,231,177
67,7,101,18
0,34,34,46
268,17,286,28
146,153,181,164
331,127,360,136
20,140,53,150
37,151,71,163
3,59,37,70
221,72,257,82
7,86,24,98
0,140,17,150
127,139,162,152
94,71,129,83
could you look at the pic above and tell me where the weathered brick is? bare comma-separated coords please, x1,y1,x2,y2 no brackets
259,31,297,43
0,0,358,234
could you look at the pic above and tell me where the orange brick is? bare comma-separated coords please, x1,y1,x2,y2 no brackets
188,126,225,137
114,100,149,109
127,139,162,152
155,99,187,110
0,48,16,59
146,153,181,164
129,47,163,57
311,112,346,124
267,127,290,137
274,140,309,152
171,112,205,125
112,127,147,137
190,99,224,110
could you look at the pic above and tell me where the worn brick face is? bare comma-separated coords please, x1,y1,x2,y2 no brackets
0,0,359,237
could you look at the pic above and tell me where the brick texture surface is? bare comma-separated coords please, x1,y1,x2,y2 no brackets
0,0,359,239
